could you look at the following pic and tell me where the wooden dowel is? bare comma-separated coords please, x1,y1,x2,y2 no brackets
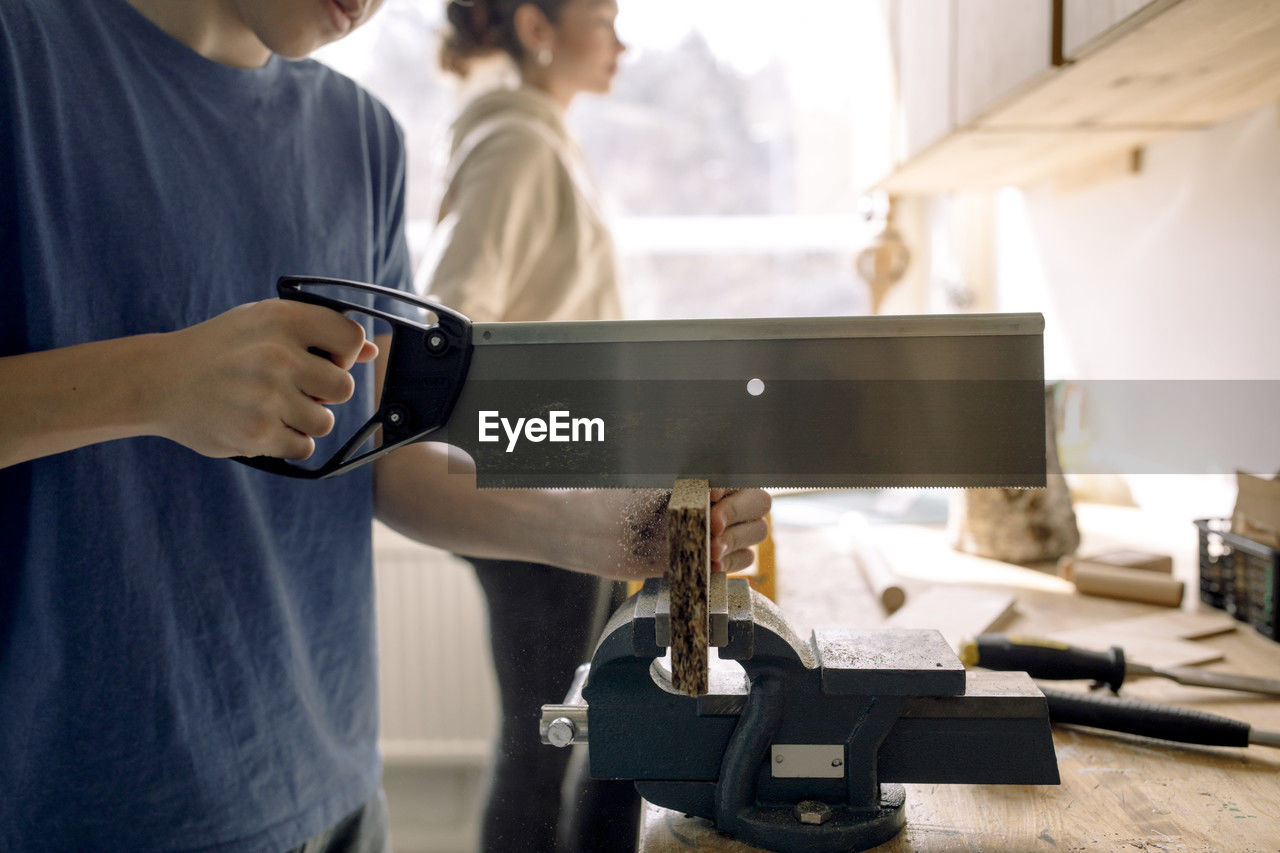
843,513,907,614
1071,563,1184,607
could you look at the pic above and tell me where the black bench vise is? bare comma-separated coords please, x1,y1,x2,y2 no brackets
541,577,1059,852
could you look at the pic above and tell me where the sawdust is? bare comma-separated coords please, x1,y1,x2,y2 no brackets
621,488,670,569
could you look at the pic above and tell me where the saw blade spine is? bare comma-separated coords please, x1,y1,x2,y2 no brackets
472,312,1045,347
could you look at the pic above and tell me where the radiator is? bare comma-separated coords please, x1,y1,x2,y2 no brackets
373,523,498,765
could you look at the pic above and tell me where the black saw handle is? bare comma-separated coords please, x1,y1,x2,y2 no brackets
234,276,473,479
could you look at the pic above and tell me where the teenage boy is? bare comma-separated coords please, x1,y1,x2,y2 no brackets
0,1,770,849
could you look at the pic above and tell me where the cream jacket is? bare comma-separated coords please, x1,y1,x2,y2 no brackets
418,86,623,323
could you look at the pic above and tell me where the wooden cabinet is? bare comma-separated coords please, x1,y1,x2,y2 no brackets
891,0,953,161
876,0,1056,190
1063,0,1159,60
954,0,1052,125
873,0,1280,193
884,0,1054,170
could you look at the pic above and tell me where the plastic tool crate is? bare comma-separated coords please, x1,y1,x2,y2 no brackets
1196,517,1279,641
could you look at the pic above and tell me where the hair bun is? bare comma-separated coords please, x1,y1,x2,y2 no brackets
440,0,504,76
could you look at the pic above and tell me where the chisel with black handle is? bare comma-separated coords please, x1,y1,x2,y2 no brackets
1040,687,1280,749
960,633,1280,697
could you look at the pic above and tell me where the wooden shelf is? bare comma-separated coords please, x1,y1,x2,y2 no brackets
880,0,1280,193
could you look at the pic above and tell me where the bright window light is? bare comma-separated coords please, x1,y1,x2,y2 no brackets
317,0,894,319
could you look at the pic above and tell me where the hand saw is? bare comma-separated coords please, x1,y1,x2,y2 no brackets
236,276,1046,488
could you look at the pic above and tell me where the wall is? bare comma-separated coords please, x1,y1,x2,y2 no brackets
990,102,1280,519
995,102,1280,382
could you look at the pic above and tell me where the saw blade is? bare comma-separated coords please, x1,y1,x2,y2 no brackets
432,313,1046,489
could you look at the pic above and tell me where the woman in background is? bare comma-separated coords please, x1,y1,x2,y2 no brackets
420,1,636,850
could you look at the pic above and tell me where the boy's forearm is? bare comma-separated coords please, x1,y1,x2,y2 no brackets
0,335,167,469
373,441,576,566
373,442,669,578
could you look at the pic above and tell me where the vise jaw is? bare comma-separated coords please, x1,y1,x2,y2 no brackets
541,577,1059,853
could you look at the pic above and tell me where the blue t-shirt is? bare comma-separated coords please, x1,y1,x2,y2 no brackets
0,0,413,849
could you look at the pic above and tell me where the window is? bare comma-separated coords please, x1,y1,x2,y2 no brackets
317,0,889,319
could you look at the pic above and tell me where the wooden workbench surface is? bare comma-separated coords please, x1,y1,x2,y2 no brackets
637,502,1280,852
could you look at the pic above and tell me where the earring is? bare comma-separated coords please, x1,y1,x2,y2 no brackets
536,48,552,67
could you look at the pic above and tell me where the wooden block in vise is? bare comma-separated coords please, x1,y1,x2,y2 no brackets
667,478,710,696
656,572,729,649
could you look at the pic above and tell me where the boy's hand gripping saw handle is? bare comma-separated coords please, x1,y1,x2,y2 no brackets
233,275,473,479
